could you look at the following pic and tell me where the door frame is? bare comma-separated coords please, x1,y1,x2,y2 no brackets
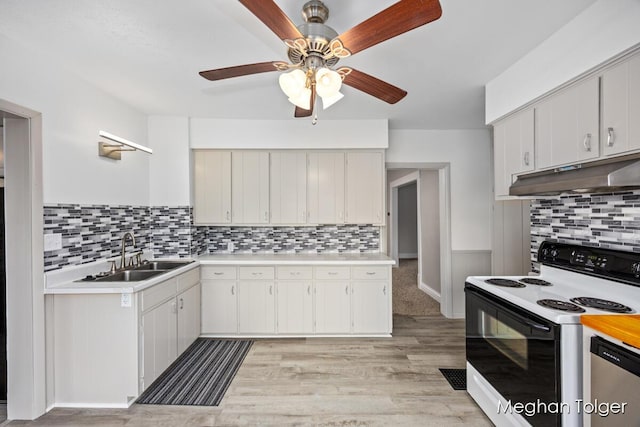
1,98,45,420
387,163,453,318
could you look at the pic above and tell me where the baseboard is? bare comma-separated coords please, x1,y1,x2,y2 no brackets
418,281,441,302
399,252,418,259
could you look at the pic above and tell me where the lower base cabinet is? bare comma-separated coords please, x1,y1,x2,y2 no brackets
177,283,201,355
142,298,178,387
200,263,392,337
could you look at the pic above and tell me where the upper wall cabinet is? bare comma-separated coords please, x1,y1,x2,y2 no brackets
536,77,600,169
232,151,270,224
345,152,384,224
493,108,534,198
270,152,307,224
602,54,640,156
307,152,346,225
193,150,232,224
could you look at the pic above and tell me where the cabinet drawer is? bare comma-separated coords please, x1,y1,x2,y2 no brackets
141,278,177,312
177,267,200,293
277,266,313,280
315,266,350,280
201,266,236,280
239,266,275,280
352,266,388,280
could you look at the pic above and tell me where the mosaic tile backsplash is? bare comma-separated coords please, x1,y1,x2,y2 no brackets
43,204,380,271
530,190,640,264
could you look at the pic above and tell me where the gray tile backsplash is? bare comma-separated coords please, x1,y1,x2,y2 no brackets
43,204,381,271
530,190,640,264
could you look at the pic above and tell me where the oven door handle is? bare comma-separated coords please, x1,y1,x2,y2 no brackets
524,320,551,332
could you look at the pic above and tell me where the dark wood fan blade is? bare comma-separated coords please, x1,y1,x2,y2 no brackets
239,0,303,41
294,85,316,118
336,0,442,55
199,62,280,81
339,68,407,104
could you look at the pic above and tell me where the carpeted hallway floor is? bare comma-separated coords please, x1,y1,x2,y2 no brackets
392,258,441,316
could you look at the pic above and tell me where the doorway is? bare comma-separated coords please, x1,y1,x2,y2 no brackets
0,100,46,421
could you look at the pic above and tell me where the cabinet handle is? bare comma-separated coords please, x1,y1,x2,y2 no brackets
607,127,615,147
264,211,268,221
328,272,338,276
252,272,263,276
226,211,230,220
366,272,376,276
383,286,386,295
214,272,223,276
231,285,235,295
523,152,530,166
269,285,273,295
179,298,184,310
307,285,311,295
345,285,349,295
583,133,592,152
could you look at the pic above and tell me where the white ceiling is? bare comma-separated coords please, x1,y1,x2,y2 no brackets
0,0,596,129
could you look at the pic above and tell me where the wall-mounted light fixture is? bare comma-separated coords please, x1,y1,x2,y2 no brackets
98,130,152,160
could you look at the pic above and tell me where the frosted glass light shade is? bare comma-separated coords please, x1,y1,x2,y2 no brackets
279,69,307,98
289,87,312,110
315,68,342,98
321,91,344,109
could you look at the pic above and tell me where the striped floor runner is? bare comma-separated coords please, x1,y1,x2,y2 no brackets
137,338,253,406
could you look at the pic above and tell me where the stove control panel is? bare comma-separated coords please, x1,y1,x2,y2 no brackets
538,241,640,286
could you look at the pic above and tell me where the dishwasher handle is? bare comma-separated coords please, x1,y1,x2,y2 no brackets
591,336,640,378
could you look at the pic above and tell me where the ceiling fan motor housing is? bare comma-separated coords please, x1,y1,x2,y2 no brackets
302,0,329,23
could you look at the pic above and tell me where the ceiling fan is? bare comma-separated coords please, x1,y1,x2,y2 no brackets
199,0,442,119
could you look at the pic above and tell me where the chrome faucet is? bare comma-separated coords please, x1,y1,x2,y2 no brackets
120,232,136,270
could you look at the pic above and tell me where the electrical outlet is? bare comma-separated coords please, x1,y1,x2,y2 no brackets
44,233,62,251
121,293,132,308
227,242,234,252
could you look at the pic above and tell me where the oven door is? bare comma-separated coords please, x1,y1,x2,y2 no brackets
465,283,561,427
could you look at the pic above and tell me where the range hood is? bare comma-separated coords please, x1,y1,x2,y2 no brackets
509,154,640,196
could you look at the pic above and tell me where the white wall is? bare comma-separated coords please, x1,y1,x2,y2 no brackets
486,0,640,123
386,129,493,251
0,33,149,206
148,116,190,206
190,118,388,149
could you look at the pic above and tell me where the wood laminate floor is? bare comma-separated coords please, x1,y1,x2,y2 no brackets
3,315,491,427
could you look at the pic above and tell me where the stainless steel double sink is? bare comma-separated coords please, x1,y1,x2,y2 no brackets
83,260,194,282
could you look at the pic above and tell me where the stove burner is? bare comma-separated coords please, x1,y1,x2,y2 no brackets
519,277,553,286
537,299,586,312
485,278,526,288
570,297,633,313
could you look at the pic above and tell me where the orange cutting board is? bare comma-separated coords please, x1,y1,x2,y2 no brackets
581,315,640,349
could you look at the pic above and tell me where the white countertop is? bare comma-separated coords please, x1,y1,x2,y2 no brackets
44,253,394,295
198,252,395,265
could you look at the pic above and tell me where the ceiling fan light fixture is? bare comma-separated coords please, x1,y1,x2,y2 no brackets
321,91,343,110
279,69,307,98
315,67,341,98
288,87,312,110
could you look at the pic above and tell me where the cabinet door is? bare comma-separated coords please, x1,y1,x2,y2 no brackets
142,299,177,389
177,283,201,355
276,281,313,334
315,282,351,334
201,280,238,334
493,120,510,198
352,281,390,334
602,54,640,156
307,152,345,224
232,151,270,224
237,281,276,334
346,152,384,224
270,151,307,224
504,108,535,175
536,77,599,169
193,151,231,224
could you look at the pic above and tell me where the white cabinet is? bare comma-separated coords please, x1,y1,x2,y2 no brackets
276,266,314,334
193,150,231,224
315,281,351,334
602,54,640,156
536,77,600,169
177,283,201,354
307,152,345,224
232,151,270,224
352,281,390,334
237,281,276,334
201,280,237,334
142,298,177,388
493,108,534,198
345,152,384,224
270,151,307,224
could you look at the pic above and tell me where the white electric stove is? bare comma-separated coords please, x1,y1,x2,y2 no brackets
465,241,640,427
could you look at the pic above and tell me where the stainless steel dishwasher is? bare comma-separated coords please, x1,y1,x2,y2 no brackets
590,336,640,426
